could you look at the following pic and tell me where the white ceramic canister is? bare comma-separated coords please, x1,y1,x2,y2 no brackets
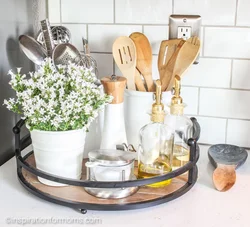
124,90,172,150
30,128,86,186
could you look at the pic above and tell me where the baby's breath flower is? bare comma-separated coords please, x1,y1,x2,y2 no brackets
3,58,112,131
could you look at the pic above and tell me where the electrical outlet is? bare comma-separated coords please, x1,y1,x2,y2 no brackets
169,15,201,63
177,26,192,40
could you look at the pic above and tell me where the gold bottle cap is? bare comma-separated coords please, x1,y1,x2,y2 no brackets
151,80,165,123
170,75,184,115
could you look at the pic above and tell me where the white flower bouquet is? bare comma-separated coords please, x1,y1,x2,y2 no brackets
4,58,112,131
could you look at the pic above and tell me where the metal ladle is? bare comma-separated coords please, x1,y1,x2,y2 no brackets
19,35,47,65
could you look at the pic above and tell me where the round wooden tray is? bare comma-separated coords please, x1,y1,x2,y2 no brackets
19,153,197,212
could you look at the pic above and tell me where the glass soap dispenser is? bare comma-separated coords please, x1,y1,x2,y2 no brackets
165,75,193,171
138,80,174,188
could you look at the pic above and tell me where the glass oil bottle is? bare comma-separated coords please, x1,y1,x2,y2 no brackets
165,75,193,171
138,80,174,187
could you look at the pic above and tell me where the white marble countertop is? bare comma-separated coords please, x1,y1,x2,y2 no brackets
0,145,249,227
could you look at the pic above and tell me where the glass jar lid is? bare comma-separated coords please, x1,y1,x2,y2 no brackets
88,149,136,166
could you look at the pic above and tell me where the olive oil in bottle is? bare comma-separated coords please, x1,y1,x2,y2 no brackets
138,80,174,187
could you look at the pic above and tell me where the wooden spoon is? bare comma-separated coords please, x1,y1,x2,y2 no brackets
129,32,154,92
208,144,248,192
135,68,146,91
112,36,136,90
160,40,186,91
158,39,183,81
166,36,201,91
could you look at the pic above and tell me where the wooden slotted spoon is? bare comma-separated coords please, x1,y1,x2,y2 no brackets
158,39,183,81
160,40,186,91
129,32,154,92
166,36,201,91
112,36,137,90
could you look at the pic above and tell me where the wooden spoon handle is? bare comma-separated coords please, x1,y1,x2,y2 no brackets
142,73,154,92
213,164,236,192
135,68,146,92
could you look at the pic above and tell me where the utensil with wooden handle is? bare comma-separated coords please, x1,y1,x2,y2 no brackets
166,36,201,91
135,68,146,91
112,36,136,90
208,144,248,192
160,40,186,91
158,39,183,81
129,32,154,92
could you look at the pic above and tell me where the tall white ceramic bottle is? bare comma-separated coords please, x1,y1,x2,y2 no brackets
100,75,127,149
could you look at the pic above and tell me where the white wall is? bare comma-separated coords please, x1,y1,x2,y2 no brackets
48,0,250,148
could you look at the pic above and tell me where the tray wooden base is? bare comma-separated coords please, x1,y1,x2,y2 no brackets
22,154,189,205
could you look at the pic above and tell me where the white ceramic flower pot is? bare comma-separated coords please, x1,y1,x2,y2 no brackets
30,128,86,186
124,90,172,150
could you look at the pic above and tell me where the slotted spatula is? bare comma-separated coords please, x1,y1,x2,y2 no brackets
129,32,154,92
112,36,136,90
161,40,186,91
158,39,183,81
166,36,201,91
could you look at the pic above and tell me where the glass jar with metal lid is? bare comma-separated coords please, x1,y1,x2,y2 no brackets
84,149,138,199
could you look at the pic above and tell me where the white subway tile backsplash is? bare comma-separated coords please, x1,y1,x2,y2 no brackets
48,0,250,148
237,0,250,26
200,88,250,119
181,87,199,115
61,0,113,23
144,26,169,55
194,117,227,145
48,0,61,23
174,0,236,26
115,0,172,24
204,27,250,58
62,24,86,51
227,119,250,147
88,25,142,52
182,58,231,88
91,53,113,79
232,60,250,89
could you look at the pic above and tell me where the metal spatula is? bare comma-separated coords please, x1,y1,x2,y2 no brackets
112,36,137,90
52,43,83,67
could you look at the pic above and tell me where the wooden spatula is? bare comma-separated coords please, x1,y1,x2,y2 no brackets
112,36,136,90
208,144,248,192
166,36,201,91
158,39,183,81
129,32,154,92
161,40,186,91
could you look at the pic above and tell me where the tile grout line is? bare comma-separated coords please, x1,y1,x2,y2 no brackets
188,114,250,122
235,0,239,26
59,23,250,29
59,0,62,25
230,59,233,88
113,0,116,23
172,0,174,14
225,119,228,143
182,85,250,92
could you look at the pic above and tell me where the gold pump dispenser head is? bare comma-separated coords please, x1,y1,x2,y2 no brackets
170,75,184,115
151,80,165,123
